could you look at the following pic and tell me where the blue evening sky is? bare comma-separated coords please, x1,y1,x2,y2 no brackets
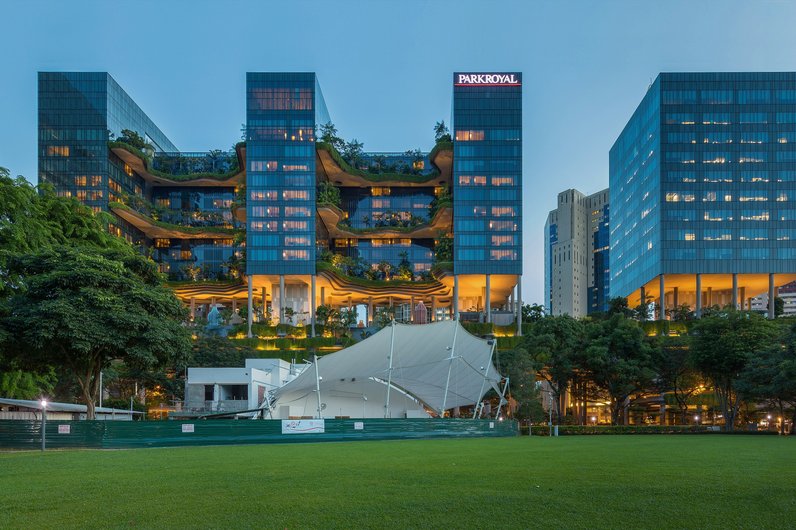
2,0,796,304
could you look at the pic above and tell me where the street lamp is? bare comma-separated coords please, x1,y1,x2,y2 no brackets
694,414,700,425
591,416,597,425
40,399,47,451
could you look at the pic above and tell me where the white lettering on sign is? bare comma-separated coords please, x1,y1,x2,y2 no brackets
58,424,71,434
181,424,195,433
282,419,325,434
489,422,495,429
456,73,520,86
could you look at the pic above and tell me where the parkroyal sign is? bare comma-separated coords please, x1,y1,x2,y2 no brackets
454,73,521,86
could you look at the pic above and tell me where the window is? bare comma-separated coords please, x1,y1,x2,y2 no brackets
701,90,733,104
776,90,796,103
705,248,733,260
371,187,391,196
739,112,767,124
491,235,516,246
491,176,515,186
489,220,517,230
491,206,516,217
739,229,767,241
490,249,517,260
702,132,732,144
663,90,696,104
665,152,695,164
776,152,796,162
251,206,280,217
739,132,768,144
703,153,728,164
283,164,308,172
739,210,769,221
740,248,769,259
154,238,170,248
285,236,310,246
285,207,311,217
74,175,87,186
455,130,484,141
777,113,796,124
703,229,731,241
283,190,309,200
46,145,69,156
702,113,730,125
776,229,796,240
777,132,796,144
249,221,279,232
282,249,309,260
458,175,487,186
665,113,695,125
283,221,308,231
737,90,770,104
739,152,767,163
703,210,733,221
738,192,768,202
667,132,696,144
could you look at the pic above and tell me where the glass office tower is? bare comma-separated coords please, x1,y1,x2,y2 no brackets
452,72,523,275
245,73,329,276
610,72,796,316
39,72,177,212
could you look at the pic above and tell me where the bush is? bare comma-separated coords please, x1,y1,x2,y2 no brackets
523,425,779,435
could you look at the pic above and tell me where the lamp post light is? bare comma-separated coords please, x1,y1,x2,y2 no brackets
694,414,700,425
591,416,597,425
40,399,47,451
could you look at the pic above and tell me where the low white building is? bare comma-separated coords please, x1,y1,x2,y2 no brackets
181,359,306,417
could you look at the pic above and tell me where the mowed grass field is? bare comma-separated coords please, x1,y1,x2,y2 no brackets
1,435,794,529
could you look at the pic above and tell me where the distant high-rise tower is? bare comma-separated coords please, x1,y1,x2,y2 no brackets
544,188,609,317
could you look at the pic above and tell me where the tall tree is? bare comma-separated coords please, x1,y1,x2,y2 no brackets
501,347,545,421
583,313,655,425
690,310,779,431
520,315,583,423
737,320,796,434
652,335,702,424
3,247,191,419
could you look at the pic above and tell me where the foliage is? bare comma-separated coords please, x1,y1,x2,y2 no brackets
520,315,584,423
582,313,655,425
316,142,441,183
521,303,545,323
434,120,451,143
690,310,779,431
317,181,341,207
433,232,453,263
652,335,702,424
501,347,545,421
117,129,148,150
109,142,241,182
2,247,191,419
0,368,56,400
318,122,345,152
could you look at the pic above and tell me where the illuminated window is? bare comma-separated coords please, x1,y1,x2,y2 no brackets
492,177,515,186
74,175,87,187
124,163,133,176
458,175,487,186
250,190,278,201
250,221,279,232
490,249,517,260
154,238,170,248
90,175,102,186
492,235,515,246
109,179,121,194
684,233,696,241
371,187,391,196
285,206,311,217
283,164,309,172
283,190,309,200
282,249,309,260
455,130,485,141
413,160,424,170
283,221,308,231
267,161,278,171
76,190,87,201
472,206,487,216
180,250,193,260
333,238,357,248
491,206,516,217
251,206,280,217
490,220,517,231
47,146,70,156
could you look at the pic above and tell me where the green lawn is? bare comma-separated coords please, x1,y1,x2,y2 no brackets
1,436,794,529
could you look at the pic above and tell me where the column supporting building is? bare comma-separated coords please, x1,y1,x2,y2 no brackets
310,275,316,338
732,274,738,309
695,273,702,318
247,275,253,338
673,287,679,310
279,275,285,325
485,274,491,324
516,278,522,336
769,273,776,319
453,275,459,321
740,286,746,310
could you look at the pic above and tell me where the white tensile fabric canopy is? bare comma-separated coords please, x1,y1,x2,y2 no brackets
272,320,503,415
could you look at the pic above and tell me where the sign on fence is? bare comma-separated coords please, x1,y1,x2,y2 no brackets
58,424,70,434
354,421,364,430
181,424,195,433
281,419,325,434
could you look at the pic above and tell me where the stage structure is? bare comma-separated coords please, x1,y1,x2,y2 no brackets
264,320,506,420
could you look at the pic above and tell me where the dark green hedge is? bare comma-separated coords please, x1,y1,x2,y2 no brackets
523,425,778,436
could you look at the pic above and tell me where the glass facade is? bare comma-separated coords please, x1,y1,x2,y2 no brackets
452,72,522,274
590,203,610,313
246,73,329,276
39,71,177,213
610,72,796,298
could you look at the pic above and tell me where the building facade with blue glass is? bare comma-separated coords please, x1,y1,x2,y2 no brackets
39,71,524,333
610,72,796,317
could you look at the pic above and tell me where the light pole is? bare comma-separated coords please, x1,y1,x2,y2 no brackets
40,399,47,451
548,392,553,437
362,395,367,419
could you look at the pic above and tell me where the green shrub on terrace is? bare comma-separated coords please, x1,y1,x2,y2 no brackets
316,142,444,184
109,141,242,182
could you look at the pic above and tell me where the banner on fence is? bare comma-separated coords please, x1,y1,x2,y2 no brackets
281,419,325,434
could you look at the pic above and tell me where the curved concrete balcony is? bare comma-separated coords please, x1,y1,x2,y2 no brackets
109,142,246,188
110,203,240,240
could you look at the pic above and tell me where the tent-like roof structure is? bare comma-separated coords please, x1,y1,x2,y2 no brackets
273,320,503,416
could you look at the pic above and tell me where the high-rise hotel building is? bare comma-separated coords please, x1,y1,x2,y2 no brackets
544,188,609,317
38,71,523,333
610,72,796,317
